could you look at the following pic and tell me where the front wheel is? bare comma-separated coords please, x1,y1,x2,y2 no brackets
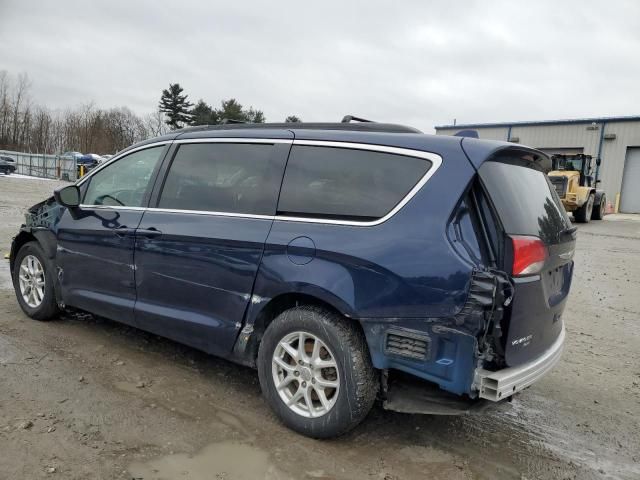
574,193,595,223
257,306,377,438
12,241,59,320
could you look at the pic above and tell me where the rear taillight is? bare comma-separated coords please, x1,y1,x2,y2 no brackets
511,235,547,276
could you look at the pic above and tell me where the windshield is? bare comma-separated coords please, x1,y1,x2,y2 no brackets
552,156,584,172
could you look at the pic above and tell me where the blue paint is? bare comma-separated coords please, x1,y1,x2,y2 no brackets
436,358,454,366
286,236,316,265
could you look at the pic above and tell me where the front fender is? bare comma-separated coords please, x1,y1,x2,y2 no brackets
575,186,595,204
32,229,58,259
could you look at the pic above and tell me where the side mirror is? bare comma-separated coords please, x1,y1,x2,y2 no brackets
54,185,81,208
596,157,601,166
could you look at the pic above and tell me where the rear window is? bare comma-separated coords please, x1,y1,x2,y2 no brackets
479,160,571,244
278,145,431,220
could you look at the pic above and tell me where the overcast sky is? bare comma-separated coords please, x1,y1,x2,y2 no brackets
1,0,639,132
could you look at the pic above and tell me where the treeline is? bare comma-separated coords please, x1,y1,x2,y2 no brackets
0,72,301,155
0,71,168,154
158,83,301,128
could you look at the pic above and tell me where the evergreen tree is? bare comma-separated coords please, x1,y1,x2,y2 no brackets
216,99,265,123
191,99,219,126
216,99,245,122
244,107,265,123
285,115,301,123
158,83,193,129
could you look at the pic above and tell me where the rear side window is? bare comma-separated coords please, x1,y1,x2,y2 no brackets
158,143,282,215
479,160,571,244
278,146,431,220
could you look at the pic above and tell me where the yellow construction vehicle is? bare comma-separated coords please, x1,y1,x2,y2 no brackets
547,154,606,223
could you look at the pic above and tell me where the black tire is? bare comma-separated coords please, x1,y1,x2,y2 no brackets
257,306,378,438
12,241,59,321
591,194,606,220
574,193,595,223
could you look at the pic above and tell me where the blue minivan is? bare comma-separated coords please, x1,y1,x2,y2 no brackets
10,121,575,438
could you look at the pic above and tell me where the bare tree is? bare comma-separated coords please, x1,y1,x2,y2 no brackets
10,72,31,146
0,70,10,144
144,109,169,138
0,69,264,156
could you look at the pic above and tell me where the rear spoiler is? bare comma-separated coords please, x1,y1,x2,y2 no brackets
460,138,551,172
454,129,479,139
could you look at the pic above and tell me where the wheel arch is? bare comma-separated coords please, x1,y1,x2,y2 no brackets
574,185,595,204
10,229,57,272
10,230,37,272
11,229,62,307
232,291,366,368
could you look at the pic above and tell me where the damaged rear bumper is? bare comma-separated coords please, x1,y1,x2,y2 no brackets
474,324,565,401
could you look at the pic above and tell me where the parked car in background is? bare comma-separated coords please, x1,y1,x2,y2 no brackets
86,153,104,163
100,154,113,163
61,151,83,160
10,120,575,438
0,155,17,175
77,153,100,166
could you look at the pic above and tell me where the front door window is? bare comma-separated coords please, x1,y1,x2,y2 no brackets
83,146,164,207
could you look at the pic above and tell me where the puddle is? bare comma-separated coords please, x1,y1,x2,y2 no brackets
0,335,24,364
0,335,40,365
129,442,290,480
457,396,640,479
113,381,144,395
0,260,13,290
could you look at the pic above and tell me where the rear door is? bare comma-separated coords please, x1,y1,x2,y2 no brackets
133,136,292,355
477,153,575,366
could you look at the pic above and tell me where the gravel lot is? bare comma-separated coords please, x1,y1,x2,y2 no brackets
1,175,639,480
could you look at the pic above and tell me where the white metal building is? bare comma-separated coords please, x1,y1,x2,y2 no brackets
435,116,640,213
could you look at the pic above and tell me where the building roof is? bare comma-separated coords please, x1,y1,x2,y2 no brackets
435,115,640,130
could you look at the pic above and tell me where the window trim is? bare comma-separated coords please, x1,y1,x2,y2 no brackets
79,143,168,208
154,139,291,216
276,140,442,226
77,138,443,227
76,141,171,187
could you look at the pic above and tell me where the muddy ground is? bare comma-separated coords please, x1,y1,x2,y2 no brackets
0,175,638,480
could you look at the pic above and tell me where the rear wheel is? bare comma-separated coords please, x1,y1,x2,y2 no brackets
574,193,595,223
591,194,606,220
12,241,59,320
257,306,377,438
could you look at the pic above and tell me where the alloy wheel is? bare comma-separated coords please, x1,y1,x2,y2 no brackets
271,331,340,418
18,255,46,308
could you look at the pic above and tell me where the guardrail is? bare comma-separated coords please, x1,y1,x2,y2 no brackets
0,150,78,181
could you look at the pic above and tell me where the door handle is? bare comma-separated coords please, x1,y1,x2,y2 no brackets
114,226,136,238
136,227,162,238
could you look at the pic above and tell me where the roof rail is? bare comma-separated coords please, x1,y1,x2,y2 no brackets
173,122,422,134
341,115,374,123
220,118,246,124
